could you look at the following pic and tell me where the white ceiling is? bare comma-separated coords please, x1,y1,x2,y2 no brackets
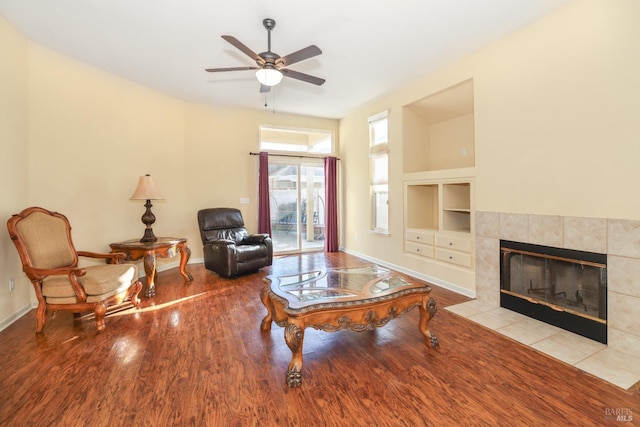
0,0,572,119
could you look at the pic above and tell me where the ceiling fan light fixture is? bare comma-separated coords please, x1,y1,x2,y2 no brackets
255,68,283,86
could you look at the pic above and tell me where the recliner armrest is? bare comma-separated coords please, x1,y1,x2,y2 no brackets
205,239,236,247
242,234,270,244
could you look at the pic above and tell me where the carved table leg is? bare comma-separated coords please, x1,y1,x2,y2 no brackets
260,286,274,331
178,243,193,282
143,253,157,297
418,296,439,348
284,322,305,387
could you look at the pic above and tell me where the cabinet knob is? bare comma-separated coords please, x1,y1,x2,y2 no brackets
416,248,420,252
416,236,420,239
449,256,453,259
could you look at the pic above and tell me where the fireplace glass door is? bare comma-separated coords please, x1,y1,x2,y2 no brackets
499,239,608,344
501,251,606,321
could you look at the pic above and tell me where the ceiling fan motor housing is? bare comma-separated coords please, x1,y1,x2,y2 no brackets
205,17,325,88
259,51,282,68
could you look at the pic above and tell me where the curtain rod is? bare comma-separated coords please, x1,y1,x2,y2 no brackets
249,152,340,160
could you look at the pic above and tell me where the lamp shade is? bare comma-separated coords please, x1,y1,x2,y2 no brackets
130,175,164,200
255,68,283,86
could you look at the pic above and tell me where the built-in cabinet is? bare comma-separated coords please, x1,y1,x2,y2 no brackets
402,79,475,273
405,180,473,268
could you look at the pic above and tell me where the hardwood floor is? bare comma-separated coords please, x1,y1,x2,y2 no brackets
0,252,637,426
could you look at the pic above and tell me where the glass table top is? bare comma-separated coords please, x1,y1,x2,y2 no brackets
267,265,428,309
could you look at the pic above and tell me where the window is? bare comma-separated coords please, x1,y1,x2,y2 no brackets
369,111,389,234
259,126,334,155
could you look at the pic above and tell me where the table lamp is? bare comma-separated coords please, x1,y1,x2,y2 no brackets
130,174,164,243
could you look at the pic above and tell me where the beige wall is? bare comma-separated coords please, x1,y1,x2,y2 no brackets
0,17,30,328
428,114,474,171
473,0,640,218
340,0,640,288
0,17,338,328
27,43,189,251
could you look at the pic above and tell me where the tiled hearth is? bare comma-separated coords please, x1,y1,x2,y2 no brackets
449,211,640,390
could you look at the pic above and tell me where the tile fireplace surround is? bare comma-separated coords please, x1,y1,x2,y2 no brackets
473,212,640,369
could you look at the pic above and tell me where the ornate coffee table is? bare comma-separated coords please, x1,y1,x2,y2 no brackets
260,265,439,387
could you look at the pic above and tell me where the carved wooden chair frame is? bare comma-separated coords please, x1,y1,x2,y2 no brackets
7,206,142,333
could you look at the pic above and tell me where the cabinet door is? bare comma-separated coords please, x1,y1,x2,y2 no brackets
406,241,434,258
435,234,472,253
435,247,472,268
406,229,435,245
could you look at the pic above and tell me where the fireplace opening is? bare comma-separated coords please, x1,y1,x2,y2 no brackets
500,240,607,344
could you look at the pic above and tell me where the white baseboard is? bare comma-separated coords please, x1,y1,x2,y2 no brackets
0,303,34,333
341,248,476,299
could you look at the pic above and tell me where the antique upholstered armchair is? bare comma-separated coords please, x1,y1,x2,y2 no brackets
197,208,273,278
7,207,143,333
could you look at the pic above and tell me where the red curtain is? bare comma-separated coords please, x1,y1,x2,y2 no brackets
258,152,272,236
324,156,338,252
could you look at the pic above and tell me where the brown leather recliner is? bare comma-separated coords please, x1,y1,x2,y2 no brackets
197,208,273,278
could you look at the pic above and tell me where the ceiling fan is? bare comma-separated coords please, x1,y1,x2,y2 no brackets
205,18,325,93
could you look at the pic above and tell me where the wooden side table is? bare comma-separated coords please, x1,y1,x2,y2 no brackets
109,237,193,297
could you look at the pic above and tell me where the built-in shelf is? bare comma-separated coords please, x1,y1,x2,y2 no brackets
402,79,475,174
406,184,439,230
443,182,471,232
405,181,472,234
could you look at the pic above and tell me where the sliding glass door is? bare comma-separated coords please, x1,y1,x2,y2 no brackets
259,124,333,254
269,159,325,253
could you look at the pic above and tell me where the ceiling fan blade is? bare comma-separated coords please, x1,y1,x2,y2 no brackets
260,84,271,93
278,45,322,67
281,69,325,86
221,35,265,65
205,66,259,72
